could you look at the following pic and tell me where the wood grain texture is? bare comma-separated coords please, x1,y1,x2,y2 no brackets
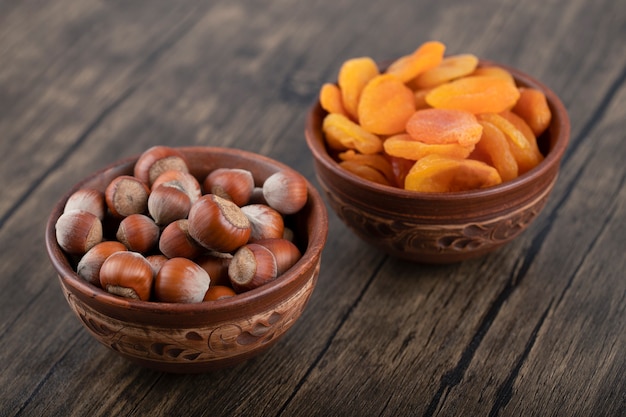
0,0,624,416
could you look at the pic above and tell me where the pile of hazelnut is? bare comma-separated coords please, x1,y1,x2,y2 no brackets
55,146,308,303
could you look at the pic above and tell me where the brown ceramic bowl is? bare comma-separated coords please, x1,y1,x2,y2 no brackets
305,61,570,263
45,147,328,372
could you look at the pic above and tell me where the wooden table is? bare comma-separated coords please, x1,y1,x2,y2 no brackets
1,0,624,415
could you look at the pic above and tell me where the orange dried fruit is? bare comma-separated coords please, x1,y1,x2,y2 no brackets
479,112,542,174
512,87,552,136
384,133,474,161
338,150,396,186
322,113,383,154
404,154,502,192
413,88,432,110
319,83,349,117
425,75,520,114
338,57,380,120
388,155,415,188
405,108,483,147
386,41,446,83
498,110,544,173
339,160,391,186
357,74,417,135
471,66,515,84
475,121,519,182
411,54,479,89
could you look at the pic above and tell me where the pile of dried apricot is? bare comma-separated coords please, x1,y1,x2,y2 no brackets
319,41,552,192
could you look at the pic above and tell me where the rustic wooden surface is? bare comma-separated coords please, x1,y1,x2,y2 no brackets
1,0,624,416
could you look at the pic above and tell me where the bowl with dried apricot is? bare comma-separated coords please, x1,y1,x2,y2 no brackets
45,146,328,372
305,41,570,263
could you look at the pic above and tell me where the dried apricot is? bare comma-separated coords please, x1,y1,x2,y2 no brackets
425,75,520,114
404,154,502,192
319,83,349,117
479,113,542,174
498,111,544,173
413,89,432,110
322,113,383,154
411,54,479,89
339,160,391,186
338,150,396,186
338,57,380,120
357,74,417,135
512,87,552,136
475,121,519,181
405,108,483,147
386,41,446,83
471,66,515,84
384,133,474,161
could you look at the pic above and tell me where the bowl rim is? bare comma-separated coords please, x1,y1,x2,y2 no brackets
305,59,571,201
45,146,328,316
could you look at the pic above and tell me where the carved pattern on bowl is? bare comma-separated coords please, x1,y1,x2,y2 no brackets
62,261,319,364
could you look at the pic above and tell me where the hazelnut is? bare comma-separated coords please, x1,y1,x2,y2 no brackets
228,243,278,293
64,188,106,220
76,241,128,287
195,252,232,287
203,285,236,301
133,146,189,186
152,170,201,203
105,175,150,218
159,219,204,259
99,251,153,301
255,238,301,275
146,254,168,277
262,170,308,215
203,168,255,206
55,209,103,255
147,185,192,226
154,258,210,303
187,194,251,253
241,204,285,242
116,213,160,253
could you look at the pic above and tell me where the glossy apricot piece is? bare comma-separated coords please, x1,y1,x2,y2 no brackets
471,66,515,84
338,57,380,120
475,121,519,182
479,113,542,174
339,160,391,186
512,87,552,136
358,74,417,135
322,113,383,154
319,83,349,117
411,54,479,89
338,150,396,186
386,41,446,83
498,111,544,173
425,75,520,114
384,133,475,161
405,108,483,147
404,154,502,192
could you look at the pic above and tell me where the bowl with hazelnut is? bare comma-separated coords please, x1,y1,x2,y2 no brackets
46,146,328,372
305,42,570,263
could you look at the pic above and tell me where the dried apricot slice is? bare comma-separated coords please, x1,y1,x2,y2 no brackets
475,121,519,181
479,113,542,174
405,108,483,147
338,150,396,186
357,74,417,135
339,160,391,186
404,154,502,192
512,87,552,136
386,41,446,83
425,75,520,114
319,83,349,117
411,54,479,89
384,133,474,161
498,111,544,173
322,113,383,154
471,66,515,84
413,89,432,110
338,57,380,120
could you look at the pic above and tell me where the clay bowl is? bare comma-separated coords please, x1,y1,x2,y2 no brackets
45,147,328,372
305,61,570,263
